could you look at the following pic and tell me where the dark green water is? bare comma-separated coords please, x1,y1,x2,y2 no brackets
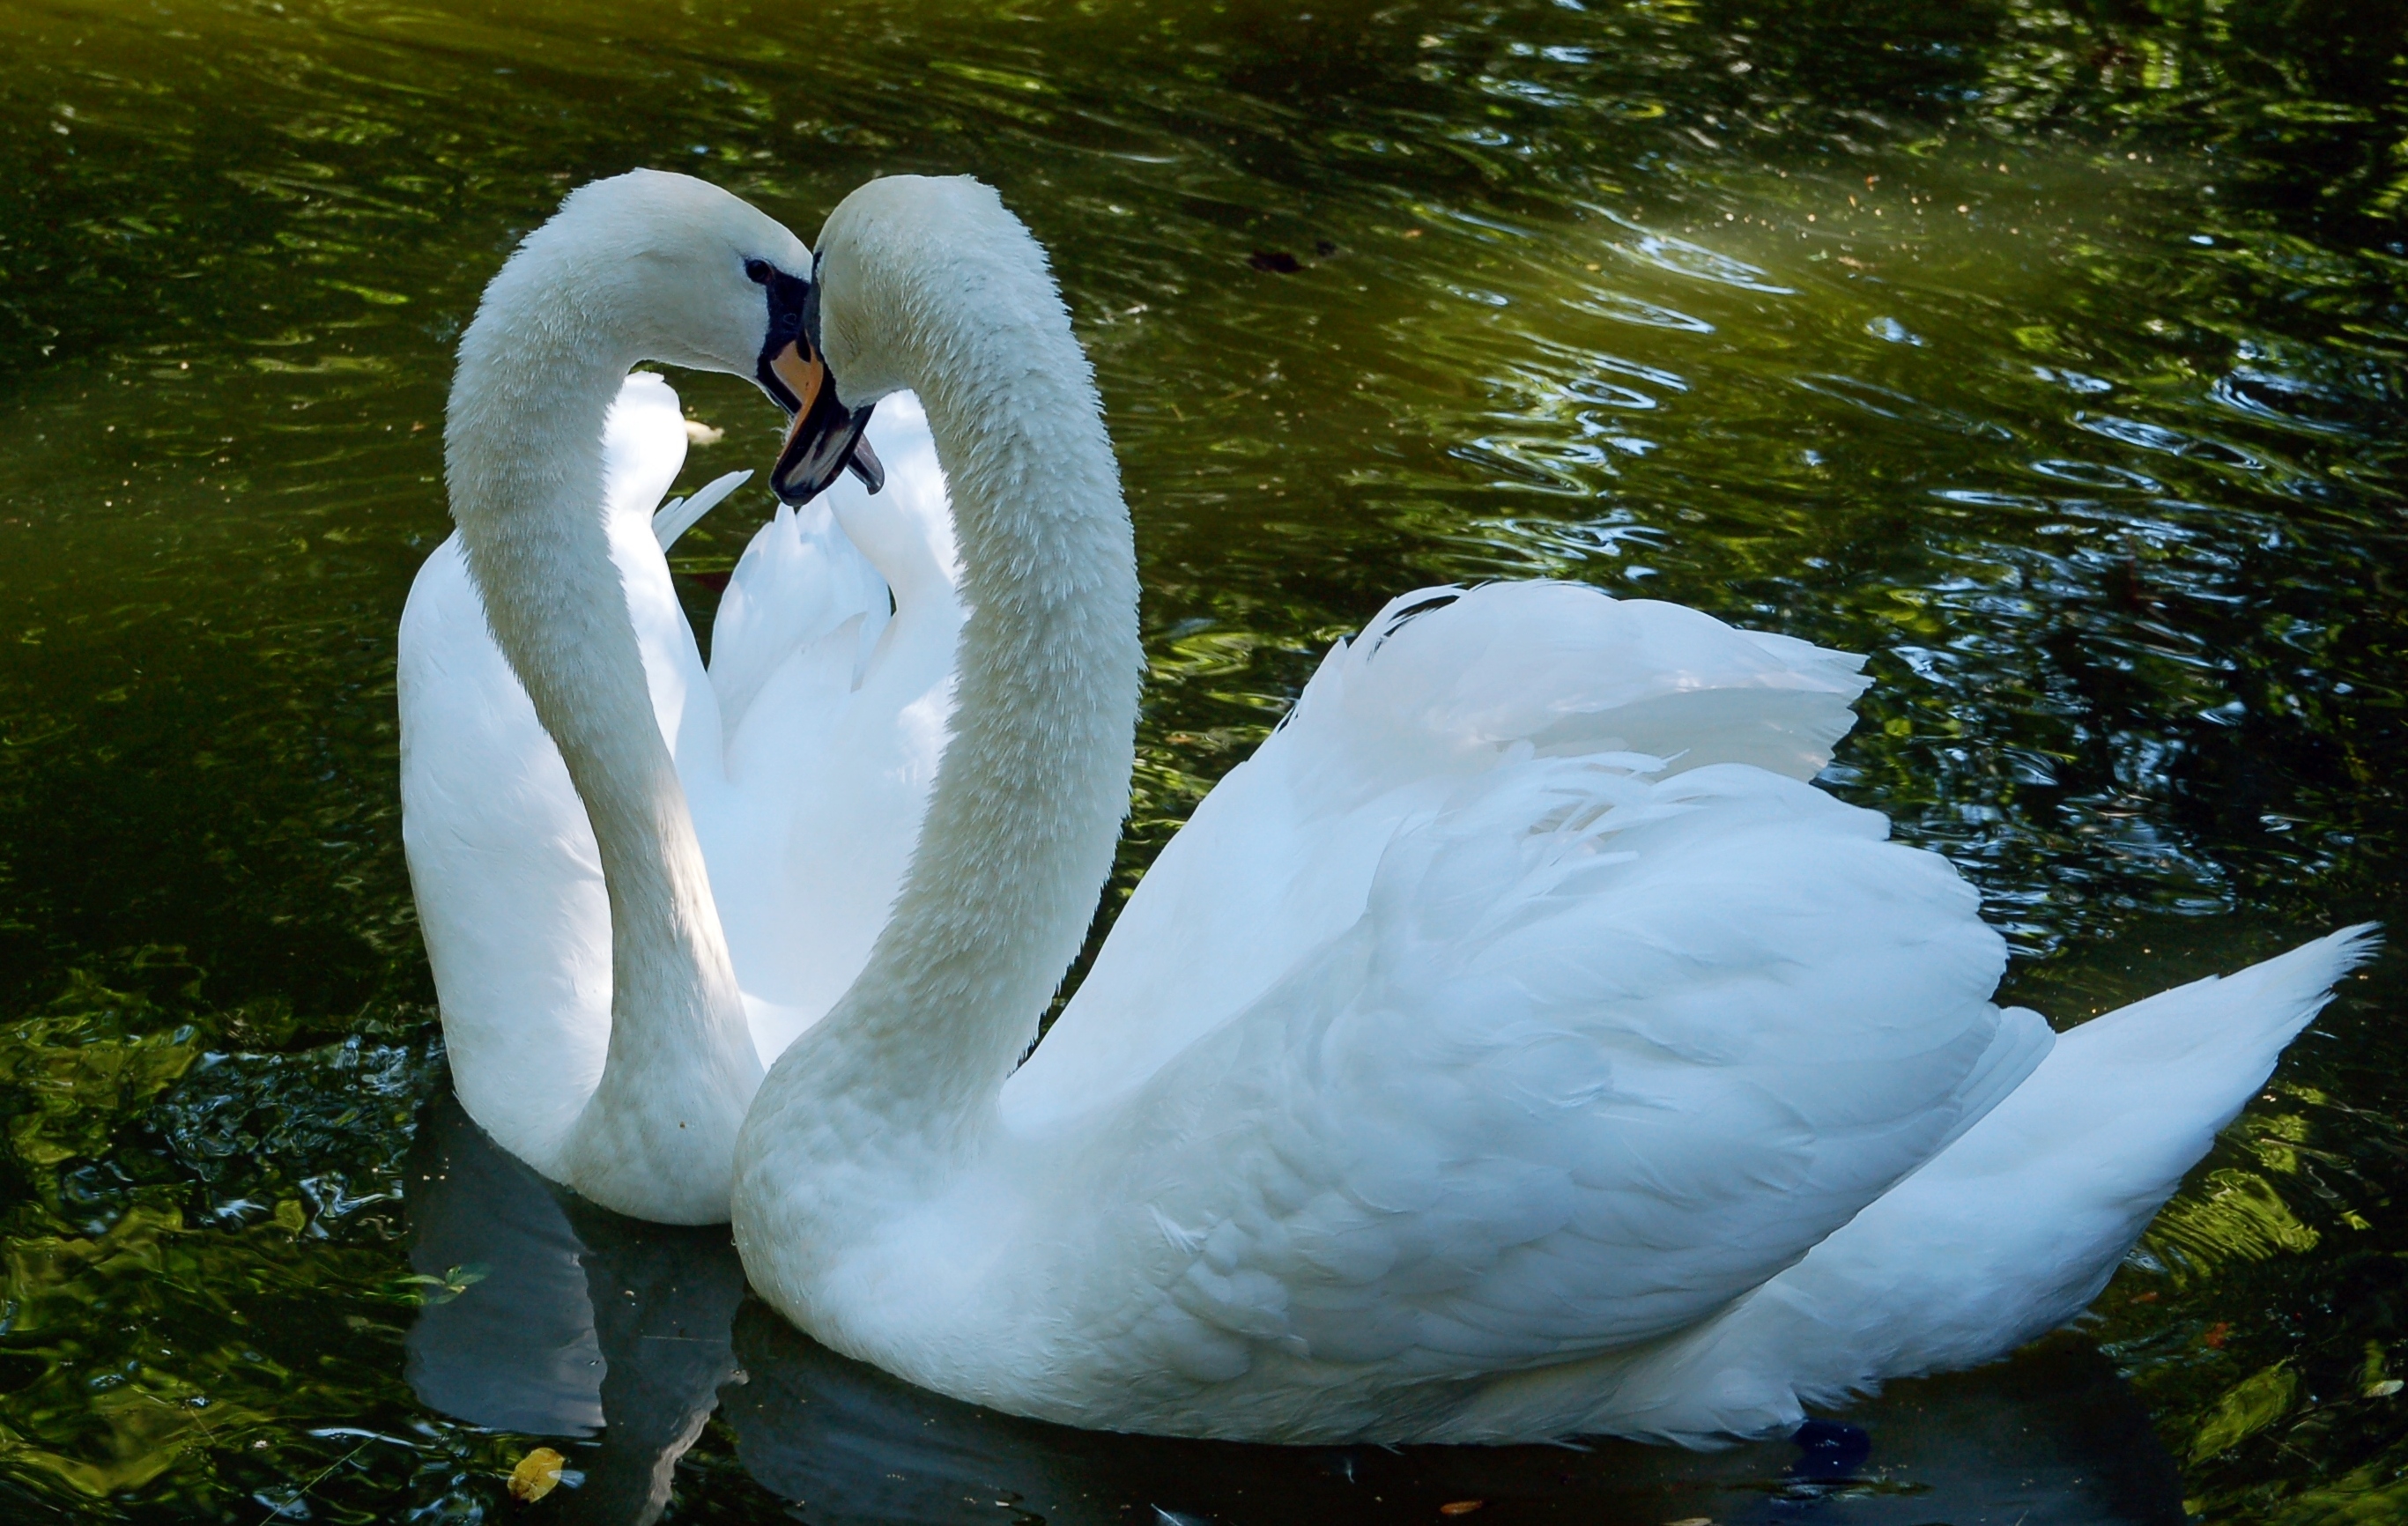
1,0,2404,1519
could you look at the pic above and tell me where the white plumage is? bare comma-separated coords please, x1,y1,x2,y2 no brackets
399,170,959,1220
728,174,2374,1444
401,374,955,1160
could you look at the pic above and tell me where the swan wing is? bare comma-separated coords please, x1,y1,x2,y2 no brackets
1103,756,2034,1395
693,395,960,1058
602,374,724,774
709,500,890,752
654,469,753,551
1008,581,1872,1132
710,391,952,754
994,584,2038,1405
400,531,611,1171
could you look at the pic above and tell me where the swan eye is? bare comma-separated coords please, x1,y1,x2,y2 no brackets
743,257,774,285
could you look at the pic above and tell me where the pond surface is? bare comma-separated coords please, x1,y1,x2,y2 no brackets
2,0,2404,1520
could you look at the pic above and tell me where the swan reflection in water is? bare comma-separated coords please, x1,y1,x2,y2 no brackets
404,1094,2187,1525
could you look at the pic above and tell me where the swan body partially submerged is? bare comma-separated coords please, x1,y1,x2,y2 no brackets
399,171,958,1223
724,174,2374,1443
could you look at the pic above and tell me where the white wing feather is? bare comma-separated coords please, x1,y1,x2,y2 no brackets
1010,581,1876,1130
990,583,2047,1434
1119,759,2038,1380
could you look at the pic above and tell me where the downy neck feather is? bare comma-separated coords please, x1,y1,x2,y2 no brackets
742,176,1142,1177
445,174,787,1222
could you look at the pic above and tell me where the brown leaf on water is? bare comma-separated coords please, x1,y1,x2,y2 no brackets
508,1447,566,1503
1438,1503,1485,1517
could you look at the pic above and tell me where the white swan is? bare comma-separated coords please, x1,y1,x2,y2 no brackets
396,170,959,1224
722,174,2375,1444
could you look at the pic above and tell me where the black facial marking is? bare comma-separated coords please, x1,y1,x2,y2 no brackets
749,260,816,412
750,251,886,505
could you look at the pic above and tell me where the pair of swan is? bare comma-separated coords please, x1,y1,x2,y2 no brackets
399,168,2373,1445
399,174,960,1222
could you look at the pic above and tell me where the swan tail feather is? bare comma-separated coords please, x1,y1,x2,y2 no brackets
1555,922,2379,1444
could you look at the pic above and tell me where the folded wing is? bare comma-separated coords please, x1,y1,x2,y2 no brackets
1008,581,1877,1131
1005,584,2041,1412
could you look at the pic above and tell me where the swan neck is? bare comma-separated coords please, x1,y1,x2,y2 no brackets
445,258,759,1222
774,203,1141,1147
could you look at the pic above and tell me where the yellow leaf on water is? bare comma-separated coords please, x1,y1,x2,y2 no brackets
509,1448,566,1503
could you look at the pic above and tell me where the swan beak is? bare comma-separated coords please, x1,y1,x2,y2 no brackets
766,341,882,503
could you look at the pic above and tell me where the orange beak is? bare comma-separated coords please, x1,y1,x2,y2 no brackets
767,340,826,468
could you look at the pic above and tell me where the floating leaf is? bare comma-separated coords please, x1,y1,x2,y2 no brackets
1439,1503,1486,1517
389,1263,490,1306
509,1447,566,1503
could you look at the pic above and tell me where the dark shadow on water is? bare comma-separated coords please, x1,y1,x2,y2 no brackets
405,1094,2185,1524
404,1094,746,1524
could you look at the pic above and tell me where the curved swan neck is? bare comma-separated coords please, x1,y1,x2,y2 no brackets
446,220,760,1224
767,177,1142,1146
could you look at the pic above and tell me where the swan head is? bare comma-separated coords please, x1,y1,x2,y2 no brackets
456,170,882,496
479,170,806,371
755,254,887,506
773,174,1069,507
